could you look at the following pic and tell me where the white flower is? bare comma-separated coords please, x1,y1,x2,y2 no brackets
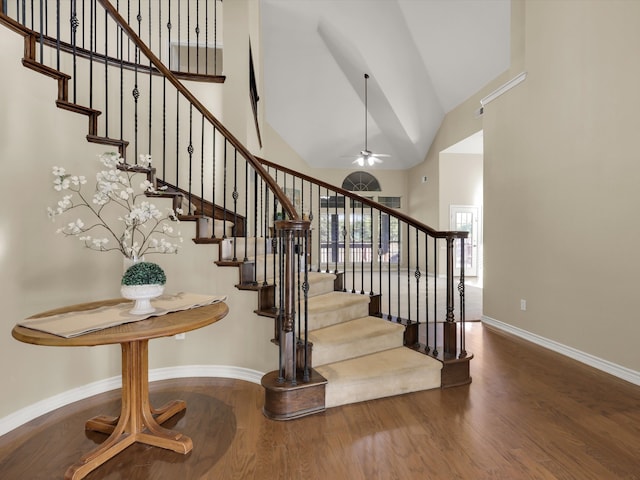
140,180,154,192
53,176,70,191
67,219,84,234
49,152,182,260
139,154,152,167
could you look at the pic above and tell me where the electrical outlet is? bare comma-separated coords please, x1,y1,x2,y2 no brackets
174,333,186,340
520,299,527,311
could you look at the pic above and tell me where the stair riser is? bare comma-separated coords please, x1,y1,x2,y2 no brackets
196,217,235,240
322,365,441,408
307,302,370,331
311,331,404,366
220,237,270,261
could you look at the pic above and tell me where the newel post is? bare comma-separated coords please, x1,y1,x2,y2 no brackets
444,236,457,357
275,219,310,382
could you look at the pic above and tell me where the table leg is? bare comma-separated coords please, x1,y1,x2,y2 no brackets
64,340,193,480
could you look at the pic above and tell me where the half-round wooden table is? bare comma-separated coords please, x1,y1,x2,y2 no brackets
12,298,229,480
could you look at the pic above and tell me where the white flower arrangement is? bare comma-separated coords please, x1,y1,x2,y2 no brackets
48,152,183,260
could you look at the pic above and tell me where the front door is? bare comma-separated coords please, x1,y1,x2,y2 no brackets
450,205,480,277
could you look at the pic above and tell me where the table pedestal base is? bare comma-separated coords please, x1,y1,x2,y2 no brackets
64,340,192,480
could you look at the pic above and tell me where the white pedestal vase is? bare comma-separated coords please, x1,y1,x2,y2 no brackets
120,284,164,315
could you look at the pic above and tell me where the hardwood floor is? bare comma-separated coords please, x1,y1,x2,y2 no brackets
1,323,639,479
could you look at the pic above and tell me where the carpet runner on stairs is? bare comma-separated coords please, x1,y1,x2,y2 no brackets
218,237,442,409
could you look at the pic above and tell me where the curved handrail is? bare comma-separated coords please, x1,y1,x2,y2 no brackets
96,0,299,220
257,157,468,240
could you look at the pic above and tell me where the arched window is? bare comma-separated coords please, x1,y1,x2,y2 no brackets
341,171,381,192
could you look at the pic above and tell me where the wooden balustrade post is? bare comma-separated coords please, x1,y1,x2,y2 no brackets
276,219,310,381
444,236,457,357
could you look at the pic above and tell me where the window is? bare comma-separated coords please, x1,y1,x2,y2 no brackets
377,196,401,208
342,171,381,192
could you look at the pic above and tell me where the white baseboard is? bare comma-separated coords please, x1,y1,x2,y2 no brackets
0,365,264,437
482,315,640,387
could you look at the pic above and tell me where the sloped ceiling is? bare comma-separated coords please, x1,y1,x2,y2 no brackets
261,0,510,170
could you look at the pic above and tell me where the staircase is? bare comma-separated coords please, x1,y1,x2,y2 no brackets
214,235,442,416
1,0,471,421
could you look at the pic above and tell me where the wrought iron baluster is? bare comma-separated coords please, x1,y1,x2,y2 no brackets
425,233,430,353
187,105,194,212
415,229,421,340
205,0,209,75
232,149,238,261
222,139,228,239
272,169,279,301
147,0,152,155
56,0,60,70
211,127,217,238
263,173,269,286
432,237,438,357
196,0,200,74
88,0,94,109
186,0,190,72
387,214,391,320
369,203,374,295
70,0,78,102
243,158,249,262
316,186,321,272
397,221,401,320
378,211,383,308
407,223,411,322
360,198,364,294
38,0,43,63
254,168,258,283
200,114,205,217
324,187,329,273
350,198,355,293
335,193,340,275
213,0,218,74
302,230,310,382
80,0,84,48
459,237,467,357
308,182,314,272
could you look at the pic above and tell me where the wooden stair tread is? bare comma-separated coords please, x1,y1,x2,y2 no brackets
22,57,71,80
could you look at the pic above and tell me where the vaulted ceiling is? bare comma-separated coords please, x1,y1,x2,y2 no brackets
261,0,511,170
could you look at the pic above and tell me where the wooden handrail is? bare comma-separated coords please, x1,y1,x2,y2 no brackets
96,0,299,220
257,157,468,240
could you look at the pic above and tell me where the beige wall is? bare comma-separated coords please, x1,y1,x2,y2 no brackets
483,0,640,372
406,0,640,375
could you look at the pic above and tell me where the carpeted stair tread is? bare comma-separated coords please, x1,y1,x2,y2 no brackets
307,291,371,330
309,316,405,365
316,347,442,408
263,271,336,297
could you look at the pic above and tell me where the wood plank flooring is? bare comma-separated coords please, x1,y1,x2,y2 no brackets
1,323,639,479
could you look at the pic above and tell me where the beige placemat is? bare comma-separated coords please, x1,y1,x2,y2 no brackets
18,292,227,338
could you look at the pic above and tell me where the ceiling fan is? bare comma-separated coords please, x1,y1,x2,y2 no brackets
351,73,389,167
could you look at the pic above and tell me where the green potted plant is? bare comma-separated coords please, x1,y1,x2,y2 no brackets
120,262,167,314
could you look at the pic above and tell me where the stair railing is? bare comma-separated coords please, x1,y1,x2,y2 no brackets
258,158,470,365
1,0,311,386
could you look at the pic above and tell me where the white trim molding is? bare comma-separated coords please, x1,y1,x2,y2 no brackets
0,365,264,437
482,315,640,387
480,71,527,107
